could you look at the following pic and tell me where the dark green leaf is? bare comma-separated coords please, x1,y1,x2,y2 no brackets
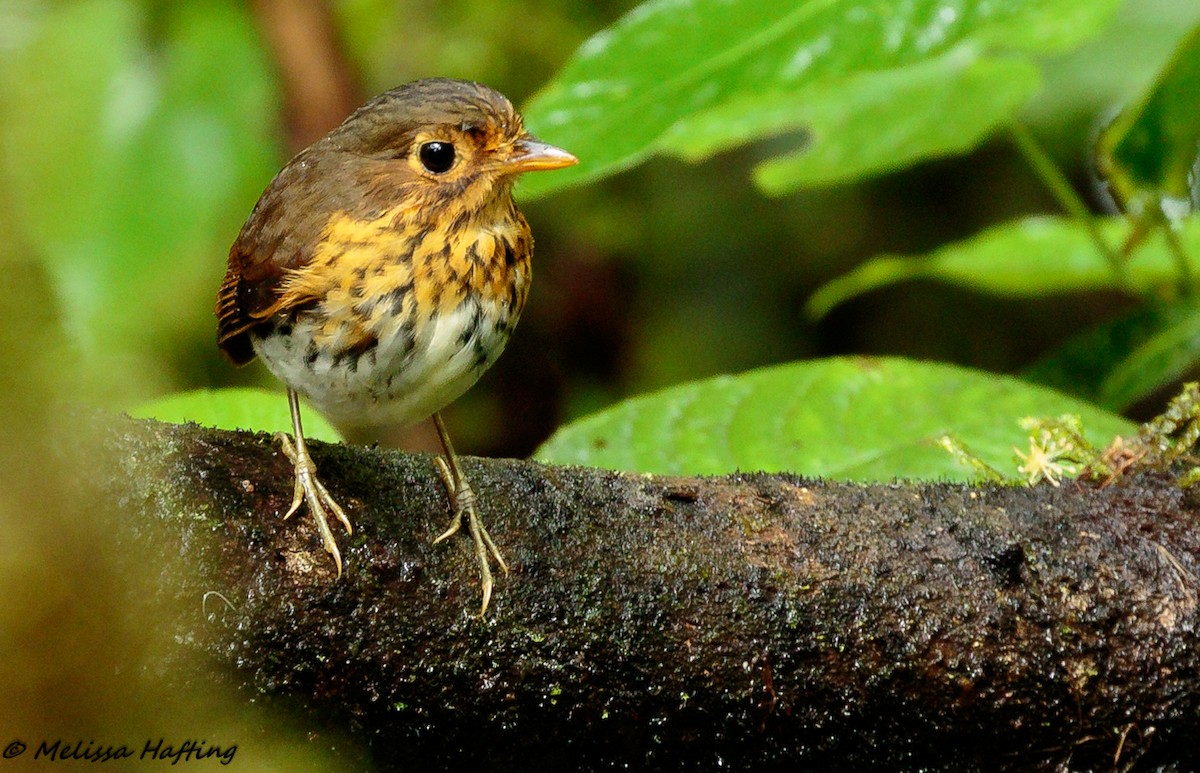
1023,302,1197,409
1099,308,1200,410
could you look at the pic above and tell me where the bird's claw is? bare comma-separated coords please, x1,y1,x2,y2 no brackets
276,431,353,576
434,455,508,615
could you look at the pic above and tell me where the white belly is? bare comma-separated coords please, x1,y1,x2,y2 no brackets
253,297,513,431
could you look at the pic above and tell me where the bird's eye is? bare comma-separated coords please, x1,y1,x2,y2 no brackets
418,141,456,174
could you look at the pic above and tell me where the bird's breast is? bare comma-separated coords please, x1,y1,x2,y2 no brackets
250,207,533,428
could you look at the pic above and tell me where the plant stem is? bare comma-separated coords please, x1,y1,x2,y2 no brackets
1008,122,1128,288
1163,220,1195,298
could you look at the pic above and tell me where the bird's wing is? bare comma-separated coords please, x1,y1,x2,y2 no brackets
215,154,342,365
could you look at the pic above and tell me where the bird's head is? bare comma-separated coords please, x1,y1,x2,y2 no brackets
324,78,576,219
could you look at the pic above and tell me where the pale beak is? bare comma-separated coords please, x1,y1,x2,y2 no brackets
504,137,578,173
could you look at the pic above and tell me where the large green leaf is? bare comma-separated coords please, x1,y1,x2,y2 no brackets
0,0,278,394
520,0,1122,198
806,215,1200,319
536,357,1134,482
132,388,341,443
668,48,1039,193
1096,24,1200,220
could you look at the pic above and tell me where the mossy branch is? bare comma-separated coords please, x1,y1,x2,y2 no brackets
99,417,1200,771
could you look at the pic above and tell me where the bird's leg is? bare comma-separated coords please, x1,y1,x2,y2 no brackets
276,388,353,576
431,412,508,615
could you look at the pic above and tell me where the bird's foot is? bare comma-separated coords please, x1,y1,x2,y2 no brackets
433,456,508,615
276,432,353,576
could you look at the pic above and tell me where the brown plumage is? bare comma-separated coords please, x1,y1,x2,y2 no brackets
214,78,576,612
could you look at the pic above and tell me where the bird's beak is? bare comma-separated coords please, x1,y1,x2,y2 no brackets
505,137,578,173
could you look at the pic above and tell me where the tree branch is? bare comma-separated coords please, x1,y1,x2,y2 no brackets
99,417,1200,771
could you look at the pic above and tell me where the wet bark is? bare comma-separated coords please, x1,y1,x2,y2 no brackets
97,416,1200,771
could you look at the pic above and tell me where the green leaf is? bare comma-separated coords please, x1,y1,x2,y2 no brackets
806,215,1200,319
672,49,1039,193
132,388,341,443
536,357,1134,482
1023,302,1194,408
1096,24,1200,220
520,0,1122,198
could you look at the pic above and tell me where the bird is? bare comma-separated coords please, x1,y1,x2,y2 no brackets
214,78,577,614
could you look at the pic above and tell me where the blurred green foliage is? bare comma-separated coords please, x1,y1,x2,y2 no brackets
0,0,279,402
